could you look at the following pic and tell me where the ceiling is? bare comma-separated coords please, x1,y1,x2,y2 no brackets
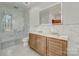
28,2,57,8
0,2,27,8
0,2,59,10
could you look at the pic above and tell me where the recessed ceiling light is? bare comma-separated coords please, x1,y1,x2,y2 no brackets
14,6,19,9
23,2,30,6
25,2,28,4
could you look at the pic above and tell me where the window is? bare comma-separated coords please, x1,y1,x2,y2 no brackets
2,14,12,32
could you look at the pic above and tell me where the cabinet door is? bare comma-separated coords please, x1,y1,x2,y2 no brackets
47,37,67,56
29,33,36,50
36,35,46,56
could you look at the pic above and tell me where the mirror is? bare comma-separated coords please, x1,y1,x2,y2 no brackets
40,3,61,24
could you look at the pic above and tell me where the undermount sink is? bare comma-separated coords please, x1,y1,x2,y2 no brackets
49,32,60,35
37,31,60,36
35,30,62,36
37,31,43,33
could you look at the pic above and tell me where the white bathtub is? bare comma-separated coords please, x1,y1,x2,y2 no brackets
0,32,20,49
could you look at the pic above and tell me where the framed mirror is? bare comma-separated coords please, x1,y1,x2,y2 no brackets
40,3,61,25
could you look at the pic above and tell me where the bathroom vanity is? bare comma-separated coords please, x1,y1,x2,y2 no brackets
29,32,68,56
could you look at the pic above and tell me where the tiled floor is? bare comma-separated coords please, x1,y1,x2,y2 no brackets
0,43,40,56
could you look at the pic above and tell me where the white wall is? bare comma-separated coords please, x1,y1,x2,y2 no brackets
23,9,29,37
62,2,79,56
29,7,40,31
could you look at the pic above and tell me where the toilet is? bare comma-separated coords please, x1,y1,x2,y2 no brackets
22,37,29,47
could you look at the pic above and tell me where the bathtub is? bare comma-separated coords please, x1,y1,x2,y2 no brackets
0,32,21,49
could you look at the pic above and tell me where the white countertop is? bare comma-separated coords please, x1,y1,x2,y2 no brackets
30,31,68,40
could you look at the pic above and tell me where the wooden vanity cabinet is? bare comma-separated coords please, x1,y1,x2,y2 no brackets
36,35,46,55
47,37,67,56
29,33,67,56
